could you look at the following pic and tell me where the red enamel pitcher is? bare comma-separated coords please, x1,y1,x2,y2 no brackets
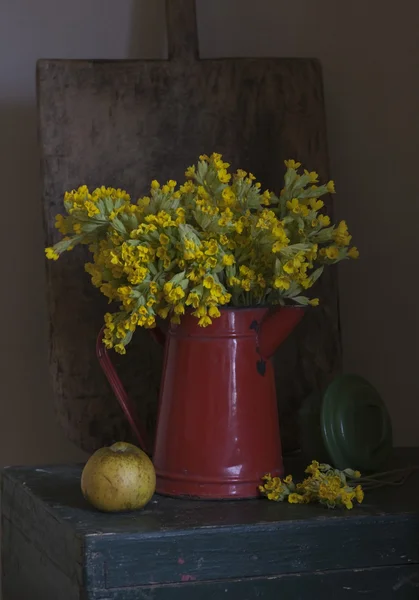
96,306,304,499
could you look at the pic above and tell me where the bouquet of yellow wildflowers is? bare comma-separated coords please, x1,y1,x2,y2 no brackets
45,153,358,354
260,461,364,510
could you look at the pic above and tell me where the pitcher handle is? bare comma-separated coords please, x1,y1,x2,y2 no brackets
96,327,152,454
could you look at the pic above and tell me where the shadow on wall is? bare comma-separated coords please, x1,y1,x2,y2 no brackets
0,101,87,465
0,101,48,378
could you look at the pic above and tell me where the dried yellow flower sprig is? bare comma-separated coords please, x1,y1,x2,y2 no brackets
45,153,359,354
260,460,364,510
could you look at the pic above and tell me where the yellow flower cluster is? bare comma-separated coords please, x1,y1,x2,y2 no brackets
45,153,358,353
260,460,364,510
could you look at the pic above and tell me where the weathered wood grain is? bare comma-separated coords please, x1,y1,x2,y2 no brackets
86,567,419,600
4,526,419,600
37,0,340,453
2,450,419,599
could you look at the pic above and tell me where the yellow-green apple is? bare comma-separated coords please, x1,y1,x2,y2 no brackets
81,442,156,512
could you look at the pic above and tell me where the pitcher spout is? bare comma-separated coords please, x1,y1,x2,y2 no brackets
258,305,305,359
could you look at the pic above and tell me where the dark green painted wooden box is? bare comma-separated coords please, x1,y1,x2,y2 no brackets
2,450,419,599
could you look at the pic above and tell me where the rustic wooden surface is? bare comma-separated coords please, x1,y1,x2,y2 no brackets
37,0,341,453
2,450,419,599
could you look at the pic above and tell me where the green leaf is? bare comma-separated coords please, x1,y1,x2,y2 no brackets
124,212,138,231
104,196,114,213
282,216,295,225
161,196,180,213
311,226,334,243
310,266,324,284
290,295,310,305
54,234,83,252
122,330,134,346
284,167,299,189
268,193,280,205
82,221,109,233
196,160,208,184
148,262,157,276
169,271,186,286
297,217,305,230
178,223,201,245
191,284,204,296
193,209,213,231
291,173,312,192
281,280,302,298
111,217,127,236
280,243,312,255
298,184,328,199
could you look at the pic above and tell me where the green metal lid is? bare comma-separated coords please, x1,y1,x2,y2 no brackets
321,374,393,473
